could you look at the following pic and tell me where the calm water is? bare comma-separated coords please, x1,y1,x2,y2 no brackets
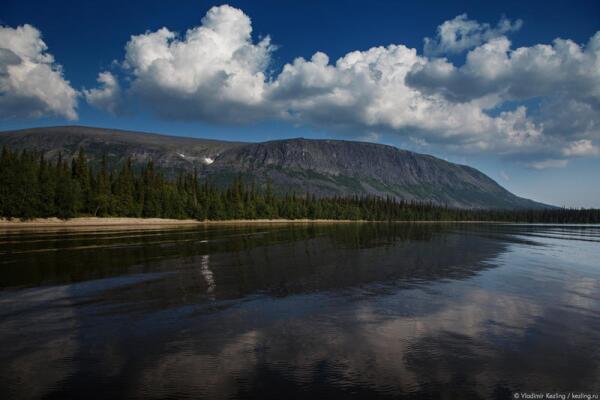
0,223,599,399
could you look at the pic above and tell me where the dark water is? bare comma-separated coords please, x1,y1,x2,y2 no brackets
1,223,599,399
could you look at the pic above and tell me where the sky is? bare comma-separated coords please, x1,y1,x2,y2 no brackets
1,0,599,207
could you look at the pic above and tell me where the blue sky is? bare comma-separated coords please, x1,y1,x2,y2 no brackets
1,0,599,207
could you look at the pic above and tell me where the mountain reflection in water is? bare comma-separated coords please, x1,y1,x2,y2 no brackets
0,223,599,399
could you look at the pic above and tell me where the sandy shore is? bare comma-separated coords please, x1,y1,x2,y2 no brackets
0,217,375,229
0,217,514,232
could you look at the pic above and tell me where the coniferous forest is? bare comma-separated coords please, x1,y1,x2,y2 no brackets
1,147,599,223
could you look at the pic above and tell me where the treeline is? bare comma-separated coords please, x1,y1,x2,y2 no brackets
1,147,599,223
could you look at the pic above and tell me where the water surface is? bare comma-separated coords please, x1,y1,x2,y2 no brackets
1,223,599,399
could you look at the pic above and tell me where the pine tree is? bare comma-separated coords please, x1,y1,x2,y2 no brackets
38,153,57,217
0,145,599,223
92,154,112,216
55,157,79,219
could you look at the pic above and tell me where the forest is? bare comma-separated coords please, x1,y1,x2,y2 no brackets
1,147,599,223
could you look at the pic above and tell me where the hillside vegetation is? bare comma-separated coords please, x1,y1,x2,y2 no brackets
1,147,597,223
0,126,549,209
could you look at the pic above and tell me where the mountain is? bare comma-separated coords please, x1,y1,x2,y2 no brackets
0,125,549,209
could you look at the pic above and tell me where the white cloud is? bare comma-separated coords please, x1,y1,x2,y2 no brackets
405,31,600,157
423,14,522,56
408,33,600,106
268,44,544,154
0,24,78,120
97,6,600,163
562,139,600,157
500,171,510,181
527,159,569,170
121,4,274,122
2,6,597,173
83,71,122,114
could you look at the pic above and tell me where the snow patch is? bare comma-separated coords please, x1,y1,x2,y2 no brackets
203,157,214,165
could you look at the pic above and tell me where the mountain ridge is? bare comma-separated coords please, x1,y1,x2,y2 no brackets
0,125,551,209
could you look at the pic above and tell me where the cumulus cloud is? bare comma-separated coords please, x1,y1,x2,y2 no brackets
407,33,600,106
120,4,274,122
98,6,600,163
540,98,600,139
83,71,122,114
562,139,600,157
0,24,78,120
423,14,522,56
406,30,600,162
268,44,543,154
527,159,569,170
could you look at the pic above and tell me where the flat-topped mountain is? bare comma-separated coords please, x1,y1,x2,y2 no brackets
0,125,549,209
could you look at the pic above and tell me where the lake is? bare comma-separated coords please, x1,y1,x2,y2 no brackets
1,223,599,399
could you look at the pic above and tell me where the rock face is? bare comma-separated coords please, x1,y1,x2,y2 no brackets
0,125,243,171
0,125,549,209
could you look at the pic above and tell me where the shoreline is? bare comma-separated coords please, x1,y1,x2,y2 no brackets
0,218,596,231
0,217,371,229
0,217,203,228
0,217,505,229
